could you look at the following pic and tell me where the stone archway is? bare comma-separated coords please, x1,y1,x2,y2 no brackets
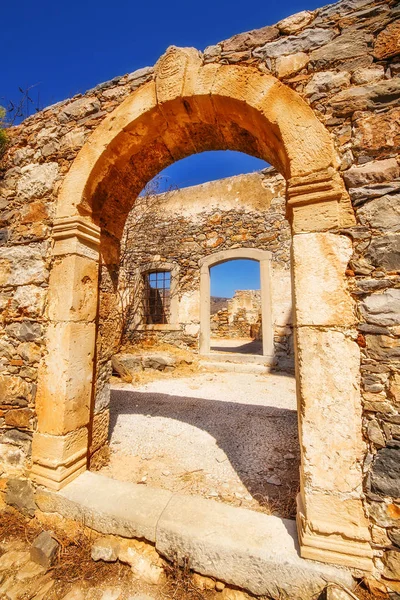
198,248,273,357
31,47,373,570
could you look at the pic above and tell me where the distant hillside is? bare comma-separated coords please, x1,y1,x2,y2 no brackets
210,296,230,315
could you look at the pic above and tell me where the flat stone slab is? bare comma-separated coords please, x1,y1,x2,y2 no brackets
156,493,354,598
39,472,354,598
36,471,172,542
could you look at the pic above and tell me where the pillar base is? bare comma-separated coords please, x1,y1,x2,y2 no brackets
297,494,374,572
31,429,88,491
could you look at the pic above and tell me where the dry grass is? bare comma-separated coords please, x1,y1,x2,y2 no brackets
0,509,132,598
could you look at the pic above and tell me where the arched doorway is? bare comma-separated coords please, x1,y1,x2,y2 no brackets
199,248,273,357
32,47,372,570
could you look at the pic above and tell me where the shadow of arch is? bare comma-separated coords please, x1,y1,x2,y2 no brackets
108,386,299,518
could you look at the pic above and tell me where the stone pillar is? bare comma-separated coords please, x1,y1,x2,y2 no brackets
288,171,374,571
31,217,100,490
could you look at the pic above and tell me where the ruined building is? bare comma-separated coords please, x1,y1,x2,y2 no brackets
0,0,399,594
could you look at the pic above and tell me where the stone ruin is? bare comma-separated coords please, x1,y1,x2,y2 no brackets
211,290,263,340
0,0,399,591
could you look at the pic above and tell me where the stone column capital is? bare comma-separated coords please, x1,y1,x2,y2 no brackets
52,216,101,259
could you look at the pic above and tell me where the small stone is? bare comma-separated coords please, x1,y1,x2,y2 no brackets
221,25,279,53
16,561,46,581
310,30,372,67
371,441,400,497
383,550,400,580
304,71,350,97
330,79,400,117
275,52,308,78
351,66,385,85
192,573,216,590
215,581,226,592
266,475,282,486
277,10,314,34
389,529,400,548
325,584,358,599
343,158,399,189
374,21,400,60
60,587,86,600
30,531,59,568
361,290,400,327
357,194,400,232
100,589,122,600
6,478,36,516
16,162,59,199
59,97,101,123
366,235,400,272
91,536,120,562
253,28,335,59
367,420,385,448
0,550,30,571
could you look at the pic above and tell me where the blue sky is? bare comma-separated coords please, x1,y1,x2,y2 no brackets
3,0,326,293
211,260,260,297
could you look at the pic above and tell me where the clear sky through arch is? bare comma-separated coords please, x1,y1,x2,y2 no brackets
152,150,268,192
3,0,329,119
211,259,261,298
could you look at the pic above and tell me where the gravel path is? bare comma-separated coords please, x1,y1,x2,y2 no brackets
99,371,299,517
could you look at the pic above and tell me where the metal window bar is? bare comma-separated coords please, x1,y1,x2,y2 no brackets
144,270,171,324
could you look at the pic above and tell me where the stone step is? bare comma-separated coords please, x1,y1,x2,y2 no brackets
199,360,273,374
202,352,274,365
36,471,354,599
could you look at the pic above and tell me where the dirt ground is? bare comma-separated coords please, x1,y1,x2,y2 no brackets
99,370,299,518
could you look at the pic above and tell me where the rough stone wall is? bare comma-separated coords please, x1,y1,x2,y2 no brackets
0,0,398,575
211,290,262,339
120,170,292,368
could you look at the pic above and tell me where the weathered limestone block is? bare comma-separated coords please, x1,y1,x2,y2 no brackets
357,194,400,232
277,10,314,34
13,285,47,317
360,290,400,327
36,322,95,435
330,80,400,117
0,245,47,286
5,408,34,428
353,108,400,154
253,27,335,59
343,158,399,189
58,97,101,123
304,71,350,97
309,30,372,67
16,163,59,199
373,21,400,60
366,234,400,271
351,66,385,85
221,25,278,52
296,327,364,494
47,254,98,322
0,374,31,405
6,321,42,342
370,441,400,498
5,478,36,516
292,233,354,326
275,52,309,78
365,334,400,362
91,536,120,562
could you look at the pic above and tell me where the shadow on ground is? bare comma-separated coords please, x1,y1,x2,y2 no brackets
210,339,263,354
108,387,299,517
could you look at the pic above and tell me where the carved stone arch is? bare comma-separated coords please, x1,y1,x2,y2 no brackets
198,248,273,357
32,47,373,572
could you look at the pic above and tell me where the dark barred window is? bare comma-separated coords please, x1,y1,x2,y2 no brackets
143,271,171,324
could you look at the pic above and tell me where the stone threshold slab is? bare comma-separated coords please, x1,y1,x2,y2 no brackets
199,360,272,374
35,471,354,598
203,352,275,365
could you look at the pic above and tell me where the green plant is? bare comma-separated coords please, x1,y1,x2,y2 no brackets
0,106,8,157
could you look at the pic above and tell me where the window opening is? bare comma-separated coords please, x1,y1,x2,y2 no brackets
144,270,171,324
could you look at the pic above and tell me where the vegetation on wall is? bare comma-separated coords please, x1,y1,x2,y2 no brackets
0,107,8,157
